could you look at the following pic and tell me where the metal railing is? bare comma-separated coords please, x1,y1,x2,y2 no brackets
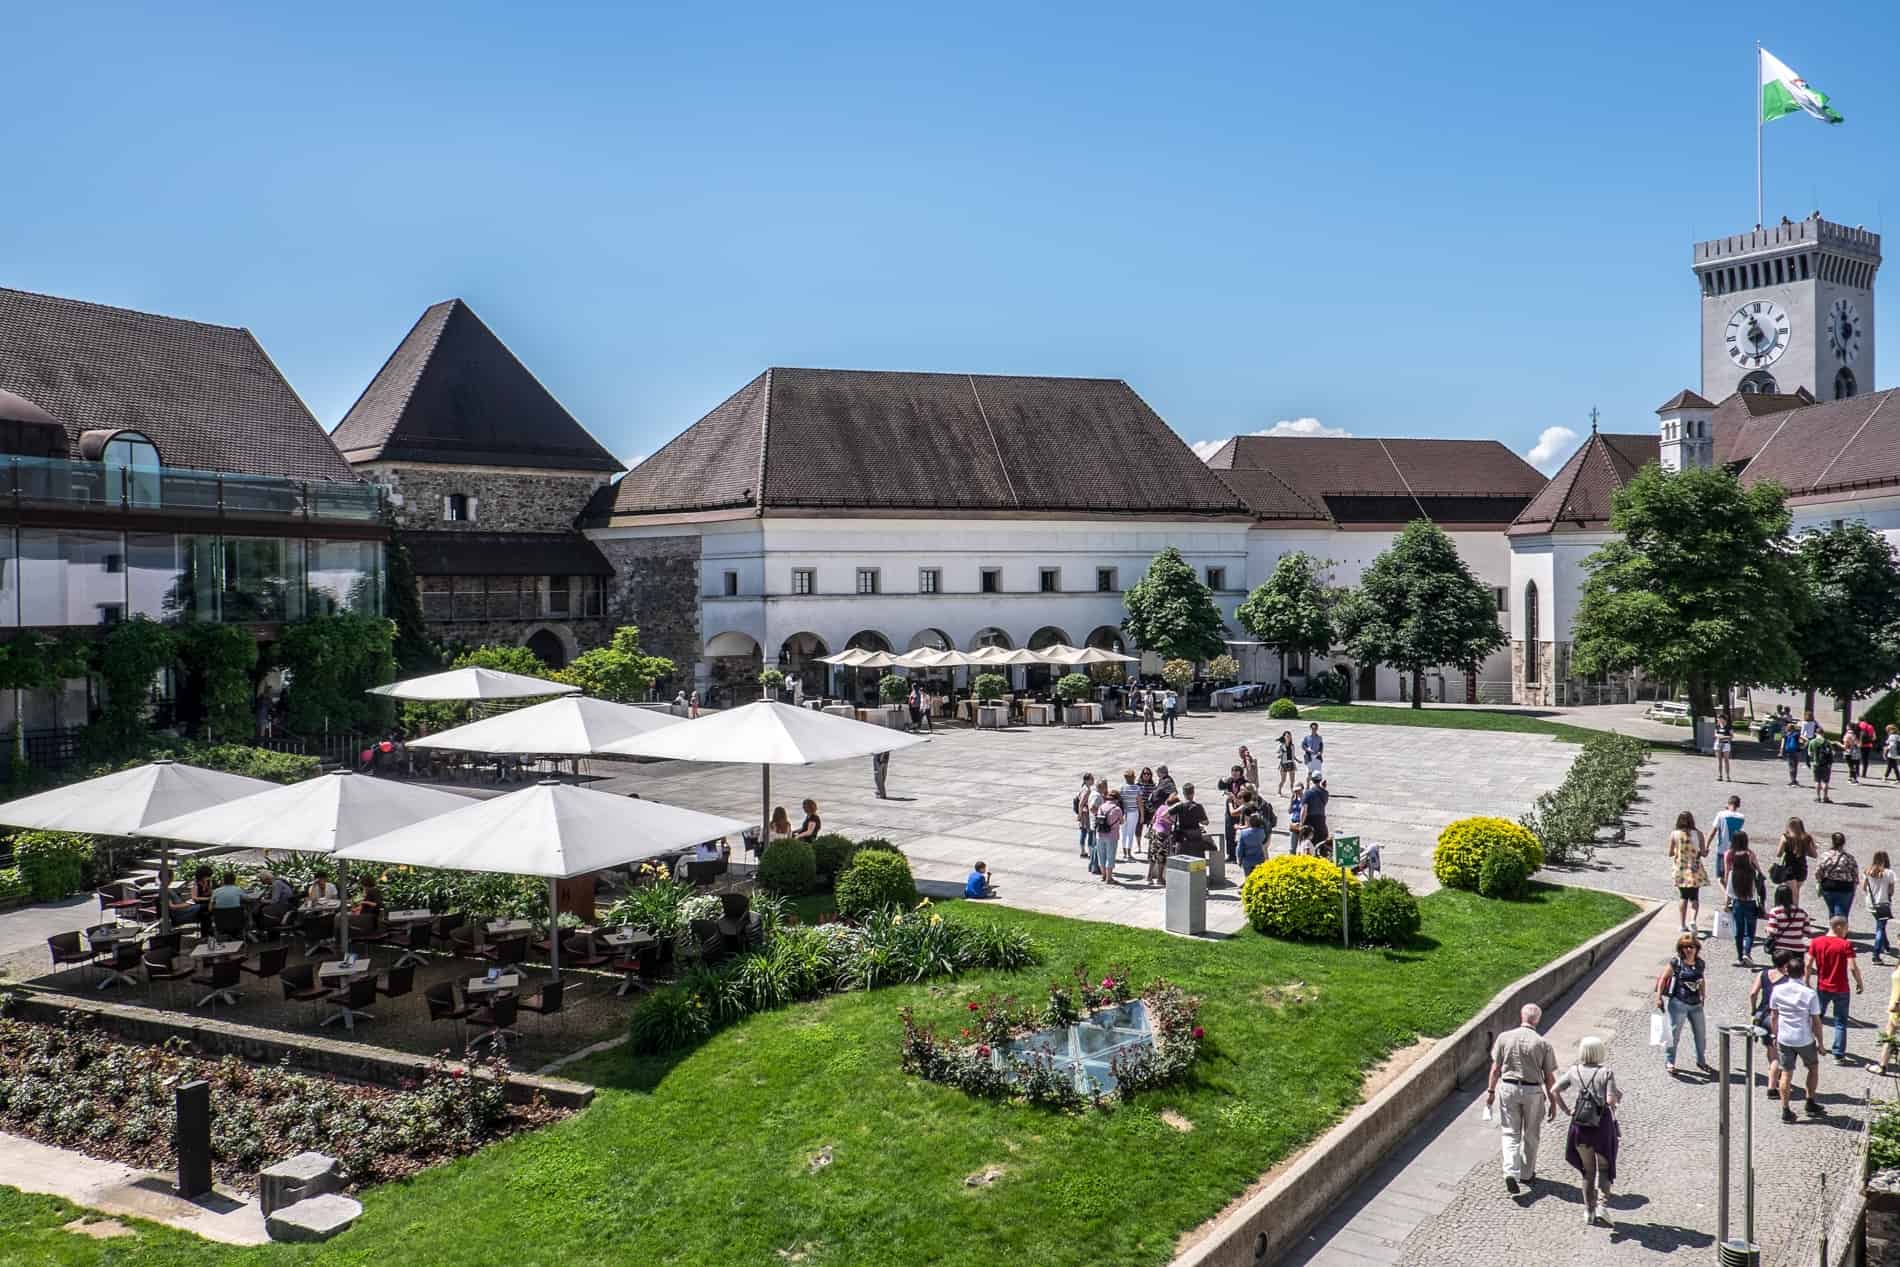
1,455,383,522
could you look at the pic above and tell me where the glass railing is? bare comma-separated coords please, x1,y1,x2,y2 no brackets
0,455,383,522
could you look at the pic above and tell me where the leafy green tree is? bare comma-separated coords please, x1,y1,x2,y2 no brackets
1236,551,1335,687
89,618,178,750
381,519,437,674
1789,521,1900,725
1334,520,1505,709
275,614,399,735
1570,464,1803,720
176,623,259,742
1160,658,1196,693
551,626,675,701
453,644,551,678
1122,546,1227,663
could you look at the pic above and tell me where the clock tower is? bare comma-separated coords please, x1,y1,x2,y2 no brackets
1694,212,1879,401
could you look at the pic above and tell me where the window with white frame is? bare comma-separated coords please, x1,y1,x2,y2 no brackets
1096,567,1117,593
1205,566,1226,591
980,568,1001,594
1039,567,1060,593
444,493,474,522
791,568,815,595
918,568,941,594
856,568,880,595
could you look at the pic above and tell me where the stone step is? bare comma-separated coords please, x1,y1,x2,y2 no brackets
265,1193,361,1243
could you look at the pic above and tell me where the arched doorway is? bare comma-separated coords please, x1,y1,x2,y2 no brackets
968,627,1012,650
524,628,569,670
906,628,955,692
780,632,828,702
1523,582,1541,689
704,631,763,708
1026,626,1071,691
844,630,893,704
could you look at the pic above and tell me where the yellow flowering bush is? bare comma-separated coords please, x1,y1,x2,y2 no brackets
1240,854,1360,941
1433,816,1542,892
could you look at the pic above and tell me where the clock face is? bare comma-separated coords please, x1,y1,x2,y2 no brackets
1828,298,1863,364
1725,300,1790,370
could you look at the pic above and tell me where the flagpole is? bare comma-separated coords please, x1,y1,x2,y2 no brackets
1755,41,1763,226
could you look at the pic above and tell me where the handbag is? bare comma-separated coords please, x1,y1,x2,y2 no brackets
1648,1010,1669,1047
1714,908,1734,939
1877,902,1894,921
1769,861,1788,885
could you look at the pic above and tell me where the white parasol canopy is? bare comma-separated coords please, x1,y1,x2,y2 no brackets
1068,645,1139,665
366,667,578,701
894,647,964,669
602,699,928,845
1028,643,1089,664
408,695,682,756
816,648,874,667
334,780,752,978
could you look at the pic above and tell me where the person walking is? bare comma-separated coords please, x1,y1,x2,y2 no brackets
1764,884,1815,962
1095,793,1122,885
1301,777,1331,848
1553,1035,1622,1228
1484,1003,1559,1193
1073,773,1098,861
1653,933,1714,1076
1777,819,1817,907
1276,730,1297,795
1781,724,1804,786
871,750,890,799
1885,724,1900,781
1713,708,1735,781
1117,770,1144,863
1301,722,1325,781
1141,690,1158,737
1725,829,1765,967
1807,914,1864,1064
1766,955,1826,1120
1809,730,1835,803
1800,710,1820,743
1667,811,1707,935
1815,832,1861,923
1709,794,1744,890
1844,724,1864,784
1865,851,1894,966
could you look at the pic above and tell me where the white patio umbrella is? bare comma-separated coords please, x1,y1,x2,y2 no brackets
334,780,751,979
141,771,477,954
409,695,681,757
0,760,281,932
816,648,875,667
1070,645,1139,665
1029,643,1090,664
366,667,578,701
894,647,963,669
601,699,928,847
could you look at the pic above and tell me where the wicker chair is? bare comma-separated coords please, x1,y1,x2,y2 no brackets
190,958,243,1012
322,975,378,1032
517,979,566,1032
377,963,415,1000
142,948,193,1006
241,944,289,983
424,981,475,1045
48,931,95,986
467,993,520,1051
280,963,331,1022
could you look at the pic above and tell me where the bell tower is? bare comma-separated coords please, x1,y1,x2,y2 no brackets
1693,212,1878,400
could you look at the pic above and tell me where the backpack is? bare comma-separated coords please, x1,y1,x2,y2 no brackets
1818,850,1856,884
1571,1067,1606,1128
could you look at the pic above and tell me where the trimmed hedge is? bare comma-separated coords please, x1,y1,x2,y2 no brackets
1240,854,1359,941
0,866,27,902
756,840,817,897
835,849,918,920
9,831,94,901
1480,844,1531,899
808,833,859,880
1359,877,1421,945
1434,816,1540,893
1518,732,1644,866
1268,697,1300,720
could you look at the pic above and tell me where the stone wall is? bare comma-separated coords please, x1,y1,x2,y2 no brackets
358,462,611,533
592,534,702,686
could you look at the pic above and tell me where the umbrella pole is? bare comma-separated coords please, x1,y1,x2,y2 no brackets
549,876,562,982
337,858,351,957
156,841,172,934
761,765,771,854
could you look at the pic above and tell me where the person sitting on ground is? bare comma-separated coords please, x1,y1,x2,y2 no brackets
306,869,339,904
1236,813,1268,876
964,861,997,899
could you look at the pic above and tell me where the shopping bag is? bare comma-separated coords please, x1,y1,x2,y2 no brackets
1648,1010,1669,1047
1713,909,1734,939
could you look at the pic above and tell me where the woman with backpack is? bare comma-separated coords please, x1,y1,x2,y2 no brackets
1781,724,1804,786
1815,832,1860,923
1776,818,1817,907
1093,792,1122,885
1653,932,1714,1076
1554,1035,1622,1229
1724,829,1765,967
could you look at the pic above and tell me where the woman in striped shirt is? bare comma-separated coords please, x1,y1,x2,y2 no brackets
1764,884,1815,959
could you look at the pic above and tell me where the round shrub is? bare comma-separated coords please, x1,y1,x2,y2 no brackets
808,833,859,881
1434,816,1540,893
972,673,1007,702
1479,844,1531,899
1268,697,1300,720
1359,877,1421,945
755,839,817,896
878,673,910,704
10,831,93,901
1240,855,1360,941
835,849,918,920
1055,672,1093,703
851,837,900,856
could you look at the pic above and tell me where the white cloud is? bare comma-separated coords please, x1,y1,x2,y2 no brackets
623,453,647,470
1523,426,1579,474
1192,417,1350,462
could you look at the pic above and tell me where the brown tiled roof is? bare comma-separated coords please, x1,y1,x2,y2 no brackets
401,531,613,577
333,300,622,473
1655,389,1715,412
1509,432,1655,534
0,286,356,481
591,368,1250,520
1206,434,1544,524
1736,387,1900,499
1711,390,1813,466
1207,466,1329,522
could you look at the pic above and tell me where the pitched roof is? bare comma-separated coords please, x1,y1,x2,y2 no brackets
401,531,613,577
1206,465,1329,522
1655,389,1715,413
333,300,622,473
1711,390,1814,467
1509,432,1656,534
591,368,1250,520
1204,434,1545,524
0,286,356,481
1735,387,1900,500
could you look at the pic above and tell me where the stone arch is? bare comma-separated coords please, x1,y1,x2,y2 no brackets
906,628,953,652
521,623,577,670
845,629,894,653
967,627,1013,651
1026,625,1072,690
704,631,764,708
779,631,829,701
1085,625,1126,652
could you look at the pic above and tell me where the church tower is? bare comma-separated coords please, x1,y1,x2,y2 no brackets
1694,212,1879,401
1656,390,1715,471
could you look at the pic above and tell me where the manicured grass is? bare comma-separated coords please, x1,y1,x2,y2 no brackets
0,885,1635,1267
1300,703,1662,746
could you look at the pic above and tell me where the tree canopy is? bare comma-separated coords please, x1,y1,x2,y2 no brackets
1570,463,1803,716
553,626,677,702
1334,520,1505,708
1236,551,1334,685
275,614,399,735
1789,521,1900,724
1122,547,1228,663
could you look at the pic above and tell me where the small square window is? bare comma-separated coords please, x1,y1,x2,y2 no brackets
980,568,1001,594
1205,566,1226,591
1096,567,1117,593
856,568,880,595
1039,567,1060,593
444,493,470,522
791,568,815,596
1493,586,1507,613
918,568,941,595
723,571,738,597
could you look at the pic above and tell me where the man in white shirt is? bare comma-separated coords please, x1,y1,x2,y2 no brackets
1768,963,1825,1122
1709,794,1744,887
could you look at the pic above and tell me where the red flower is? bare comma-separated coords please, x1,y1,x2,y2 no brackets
976,1044,991,1058
451,1068,466,1079
1191,1027,1205,1041
968,1001,980,1011
960,1028,971,1039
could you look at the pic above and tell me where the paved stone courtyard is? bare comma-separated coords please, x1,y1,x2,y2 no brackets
581,710,1581,931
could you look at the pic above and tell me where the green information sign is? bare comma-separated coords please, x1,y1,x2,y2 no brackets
1333,835,1361,868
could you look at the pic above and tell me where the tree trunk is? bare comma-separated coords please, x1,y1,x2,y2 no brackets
1841,693,1855,729
1686,672,1711,723
1804,685,1817,717
1410,669,1423,709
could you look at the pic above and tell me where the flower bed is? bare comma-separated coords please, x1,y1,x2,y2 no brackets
898,966,1203,1110
0,1016,564,1191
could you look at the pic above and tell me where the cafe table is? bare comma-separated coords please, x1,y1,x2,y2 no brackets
484,918,534,939
85,922,145,989
601,928,659,996
465,972,521,999
189,940,248,1006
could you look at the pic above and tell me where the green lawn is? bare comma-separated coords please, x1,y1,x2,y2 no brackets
1299,703,1662,745
0,885,1635,1267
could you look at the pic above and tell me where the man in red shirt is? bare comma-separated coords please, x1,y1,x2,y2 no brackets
1807,915,1864,1062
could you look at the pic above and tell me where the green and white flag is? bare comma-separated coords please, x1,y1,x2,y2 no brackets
1761,48,1843,125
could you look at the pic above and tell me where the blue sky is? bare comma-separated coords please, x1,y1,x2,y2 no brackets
4,3,1896,474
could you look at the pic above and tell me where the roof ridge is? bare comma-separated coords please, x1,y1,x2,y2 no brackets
1809,391,1894,491
0,284,248,336
1517,432,1595,528
966,375,1020,508
332,300,457,446
1374,438,1430,520
241,327,355,476
1585,431,1632,506
755,368,773,514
